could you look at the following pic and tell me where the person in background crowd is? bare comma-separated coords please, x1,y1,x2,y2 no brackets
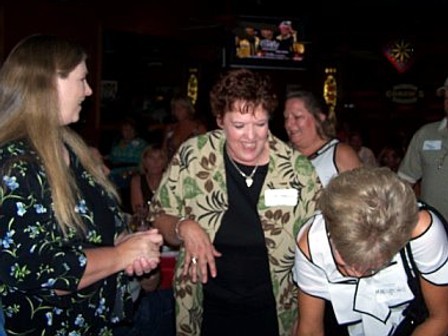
130,144,167,214
0,34,163,335
377,144,403,172
107,118,148,188
348,130,378,167
284,90,362,333
150,68,321,336
114,144,176,336
284,90,361,186
398,76,448,221
293,167,448,336
107,117,147,212
162,96,207,160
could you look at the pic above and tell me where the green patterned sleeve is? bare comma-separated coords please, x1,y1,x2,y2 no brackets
150,160,182,218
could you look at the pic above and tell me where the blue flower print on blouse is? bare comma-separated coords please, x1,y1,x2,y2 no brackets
74,314,85,328
0,231,14,249
78,255,87,267
15,202,26,217
95,297,106,316
41,278,57,288
45,312,53,326
0,140,130,335
75,200,88,214
33,204,47,214
3,175,18,191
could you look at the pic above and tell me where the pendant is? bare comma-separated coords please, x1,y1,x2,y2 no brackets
245,176,253,187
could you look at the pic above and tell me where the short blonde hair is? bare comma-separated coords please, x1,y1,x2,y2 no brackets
319,167,418,268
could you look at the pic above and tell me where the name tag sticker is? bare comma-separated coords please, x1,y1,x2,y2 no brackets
265,188,298,207
375,283,408,303
423,140,442,150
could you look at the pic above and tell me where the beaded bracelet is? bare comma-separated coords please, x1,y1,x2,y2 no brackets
174,216,187,241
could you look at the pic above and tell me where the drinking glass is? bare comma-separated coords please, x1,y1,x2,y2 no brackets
128,205,151,232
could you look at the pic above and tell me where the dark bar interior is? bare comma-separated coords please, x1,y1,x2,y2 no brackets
1,0,447,155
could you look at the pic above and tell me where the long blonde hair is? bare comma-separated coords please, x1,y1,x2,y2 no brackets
0,34,119,237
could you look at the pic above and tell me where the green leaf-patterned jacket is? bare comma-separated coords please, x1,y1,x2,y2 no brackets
150,129,321,336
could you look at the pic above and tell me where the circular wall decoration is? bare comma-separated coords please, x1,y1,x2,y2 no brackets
383,39,415,73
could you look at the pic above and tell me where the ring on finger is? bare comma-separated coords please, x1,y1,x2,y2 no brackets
191,256,198,265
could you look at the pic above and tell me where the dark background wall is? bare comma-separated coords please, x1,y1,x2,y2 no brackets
1,0,448,154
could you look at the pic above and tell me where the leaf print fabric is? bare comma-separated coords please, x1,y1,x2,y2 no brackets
150,130,321,336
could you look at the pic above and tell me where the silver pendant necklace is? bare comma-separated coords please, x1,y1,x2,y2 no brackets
228,154,258,187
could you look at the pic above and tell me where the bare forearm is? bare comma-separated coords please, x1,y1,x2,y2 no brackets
295,325,324,336
54,231,162,296
55,246,123,295
78,246,123,289
296,291,325,336
153,214,183,246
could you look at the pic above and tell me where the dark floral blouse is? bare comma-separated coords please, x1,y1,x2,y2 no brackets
0,140,132,336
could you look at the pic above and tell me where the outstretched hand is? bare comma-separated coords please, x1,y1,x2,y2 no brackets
178,219,222,283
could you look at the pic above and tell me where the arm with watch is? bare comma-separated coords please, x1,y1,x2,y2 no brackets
152,214,221,284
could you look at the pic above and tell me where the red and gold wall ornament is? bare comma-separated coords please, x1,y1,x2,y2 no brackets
187,67,199,105
323,67,337,122
383,39,415,74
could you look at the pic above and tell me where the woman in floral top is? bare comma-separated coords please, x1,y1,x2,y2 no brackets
0,34,163,335
150,68,321,336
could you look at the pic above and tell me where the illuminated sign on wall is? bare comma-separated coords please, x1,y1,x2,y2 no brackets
386,84,424,104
